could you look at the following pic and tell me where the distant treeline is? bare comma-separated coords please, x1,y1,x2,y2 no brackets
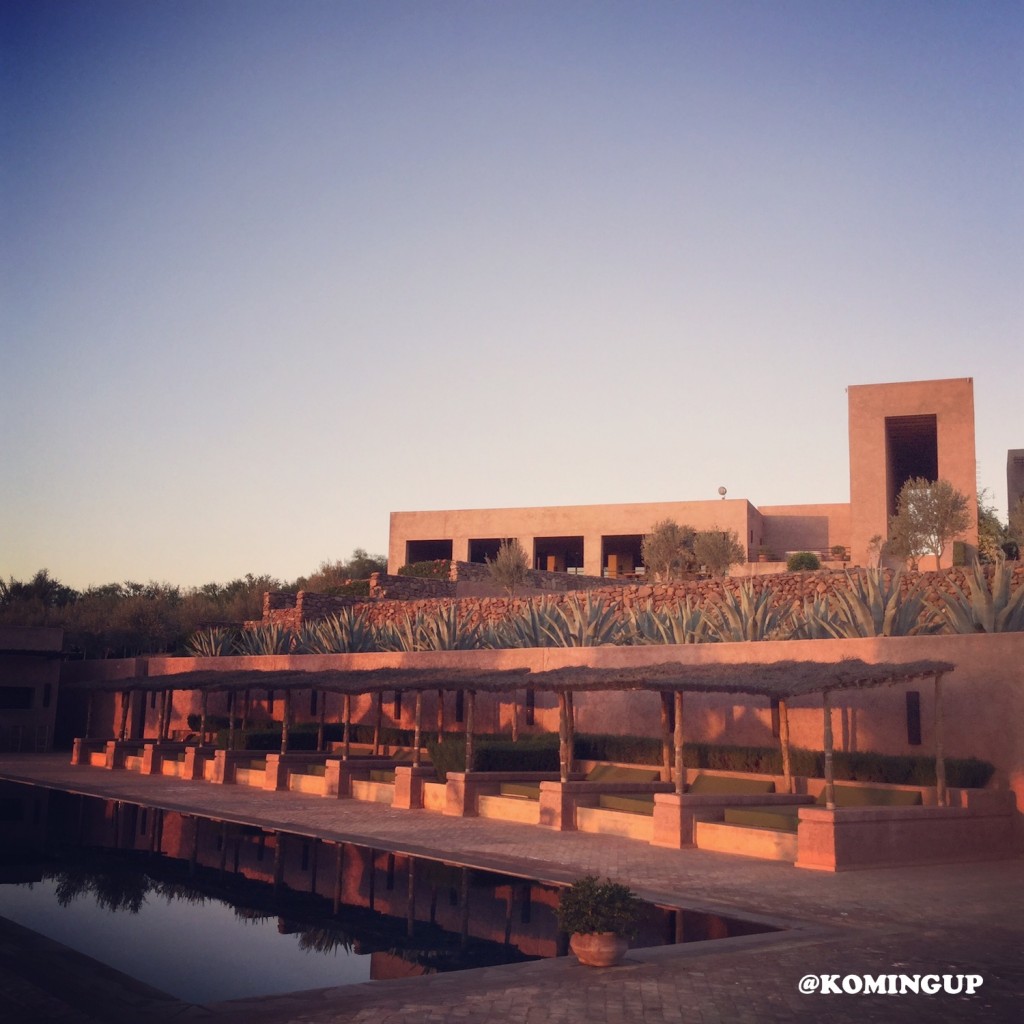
0,550,385,658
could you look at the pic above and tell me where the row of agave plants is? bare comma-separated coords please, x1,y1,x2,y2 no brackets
186,561,1024,657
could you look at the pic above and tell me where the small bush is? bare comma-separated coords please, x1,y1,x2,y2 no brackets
786,552,821,572
397,560,452,579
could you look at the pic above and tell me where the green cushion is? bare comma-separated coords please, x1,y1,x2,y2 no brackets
499,782,541,799
598,793,656,816
586,764,661,784
816,785,922,807
368,769,396,784
723,806,801,832
687,774,776,796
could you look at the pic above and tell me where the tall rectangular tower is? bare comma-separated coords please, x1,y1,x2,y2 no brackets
848,378,977,568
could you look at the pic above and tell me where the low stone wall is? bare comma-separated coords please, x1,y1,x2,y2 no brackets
262,565,1024,634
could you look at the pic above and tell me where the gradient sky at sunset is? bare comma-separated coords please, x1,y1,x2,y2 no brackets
2,1,1021,589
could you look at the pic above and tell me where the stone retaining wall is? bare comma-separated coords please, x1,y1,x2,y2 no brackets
259,565,1024,633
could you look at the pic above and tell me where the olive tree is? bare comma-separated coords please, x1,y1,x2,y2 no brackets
693,528,746,577
487,539,530,597
641,520,697,581
887,478,971,569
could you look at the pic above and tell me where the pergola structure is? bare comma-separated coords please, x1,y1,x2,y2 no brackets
67,657,956,807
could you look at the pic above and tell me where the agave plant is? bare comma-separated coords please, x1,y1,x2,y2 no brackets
624,599,710,645
185,627,236,657
537,595,626,647
790,595,842,640
938,557,1024,634
485,600,551,648
825,569,940,638
704,582,795,642
295,607,379,653
415,602,484,650
232,623,295,655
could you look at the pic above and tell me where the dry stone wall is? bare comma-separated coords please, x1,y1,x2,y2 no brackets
258,565,1024,635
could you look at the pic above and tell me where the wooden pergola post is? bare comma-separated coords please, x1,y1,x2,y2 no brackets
566,689,575,776
660,692,673,783
934,672,947,807
84,691,94,739
510,691,519,742
436,689,445,743
280,688,291,754
413,690,423,767
558,691,569,783
316,690,326,752
464,690,476,772
241,689,251,733
156,689,169,742
822,690,835,810
673,690,685,795
199,689,209,745
118,689,131,740
778,697,793,795
342,692,352,760
372,692,382,755
227,690,236,751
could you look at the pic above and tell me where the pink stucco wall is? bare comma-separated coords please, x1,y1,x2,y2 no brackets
72,632,1023,808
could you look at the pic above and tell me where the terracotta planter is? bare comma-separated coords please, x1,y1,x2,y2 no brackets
569,931,629,967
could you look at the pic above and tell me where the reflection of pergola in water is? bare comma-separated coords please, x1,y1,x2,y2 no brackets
74,657,956,809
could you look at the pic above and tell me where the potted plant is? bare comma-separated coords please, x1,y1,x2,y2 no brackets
555,875,643,967
831,544,847,562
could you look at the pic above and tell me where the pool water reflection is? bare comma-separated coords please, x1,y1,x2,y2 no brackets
0,783,778,1005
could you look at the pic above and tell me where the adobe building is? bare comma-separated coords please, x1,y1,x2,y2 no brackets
0,626,63,752
1008,449,1024,517
388,378,979,576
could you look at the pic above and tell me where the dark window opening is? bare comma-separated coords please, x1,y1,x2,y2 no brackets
309,690,318,716
520,884,532,923
0,687,32,710
525,686,535,726
601,534,643,578
534,536,584,573
406,539,453,564
393,691,402,720
150,692,157,709
386,853,396,891
906,691,922,746
455,690,465,724
468,538,505,564
770,697,781,739
885,415,938,519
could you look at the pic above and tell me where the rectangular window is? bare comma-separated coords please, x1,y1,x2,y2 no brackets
770,697,781,738
906,691,922,746
0,687,32,710
309,690,318,716
393,691,402,720
455,691,465,724
525,687,535,726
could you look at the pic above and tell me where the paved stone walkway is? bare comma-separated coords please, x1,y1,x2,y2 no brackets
1,754,1021,1024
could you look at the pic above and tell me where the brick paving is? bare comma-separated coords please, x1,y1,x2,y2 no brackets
1,754,1021,1024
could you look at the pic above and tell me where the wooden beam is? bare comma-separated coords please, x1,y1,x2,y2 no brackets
934,672,947,807
558,691,569,783
660,692,673,783
822,690,835,810
464,690,476,772
413,690,423,767
281,688,291,754
342,693,351,760
199,689,208,745
778,698,793,795
673,690,685,795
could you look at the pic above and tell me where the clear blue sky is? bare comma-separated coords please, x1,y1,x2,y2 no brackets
2,1,1021,590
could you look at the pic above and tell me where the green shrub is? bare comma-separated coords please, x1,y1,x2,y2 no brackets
397,560,452,579
575,733,662,765
786,552,821,572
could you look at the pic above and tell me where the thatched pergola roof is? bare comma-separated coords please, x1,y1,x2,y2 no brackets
64,657,954,700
